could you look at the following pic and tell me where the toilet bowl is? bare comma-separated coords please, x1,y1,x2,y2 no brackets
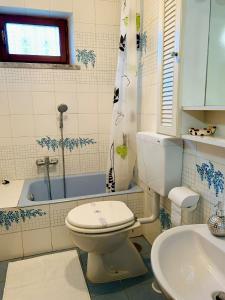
65,200,148,283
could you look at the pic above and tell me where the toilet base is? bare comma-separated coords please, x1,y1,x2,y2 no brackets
86,238,148,283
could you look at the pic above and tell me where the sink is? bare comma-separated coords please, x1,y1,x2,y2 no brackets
151,224,225,300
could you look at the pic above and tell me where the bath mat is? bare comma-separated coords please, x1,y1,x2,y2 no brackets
3,250,90,300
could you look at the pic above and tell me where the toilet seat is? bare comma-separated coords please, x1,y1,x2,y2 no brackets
66,201,135,234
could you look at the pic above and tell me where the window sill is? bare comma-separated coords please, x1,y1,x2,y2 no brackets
0,62,81,70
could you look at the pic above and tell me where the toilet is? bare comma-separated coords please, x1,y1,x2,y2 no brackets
65,200,147,283
65,132,183,283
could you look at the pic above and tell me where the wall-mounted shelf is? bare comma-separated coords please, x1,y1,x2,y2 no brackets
182,106,225,111
182,134,225,148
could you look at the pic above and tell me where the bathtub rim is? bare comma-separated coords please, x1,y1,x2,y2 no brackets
18,172,143,207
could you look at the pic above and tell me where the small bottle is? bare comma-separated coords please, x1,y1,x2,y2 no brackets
208,201,225,237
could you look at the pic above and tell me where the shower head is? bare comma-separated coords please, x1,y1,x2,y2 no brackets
57,104,68,113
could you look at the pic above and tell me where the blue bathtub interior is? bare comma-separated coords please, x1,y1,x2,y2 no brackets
18,172,142,206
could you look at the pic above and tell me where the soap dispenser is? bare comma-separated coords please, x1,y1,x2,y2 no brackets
208,201,225,237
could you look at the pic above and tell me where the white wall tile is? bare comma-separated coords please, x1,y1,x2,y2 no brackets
25,0,50,10
51,225,75,251
0,116,11,138
0,0,25,7
95,0,120,25
73,0,95,24
34,115,58,136
0,232,23,261
0,92,10,115
98,93,113,114
78,93,98,114
8,91,33,115
62,114,78,135
32,92,55,115
50,0,73,13
78,114,98,134
98,114,111,134
22,228,52,256
11,115,34,137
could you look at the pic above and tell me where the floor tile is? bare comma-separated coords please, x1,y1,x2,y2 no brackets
0,283,4,300
3,250,90,300
124,279,166,300
79,236,165,300
0,262,8,283
93,291,128,300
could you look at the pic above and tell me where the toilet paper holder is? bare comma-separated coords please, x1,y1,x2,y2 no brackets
168,186,200,209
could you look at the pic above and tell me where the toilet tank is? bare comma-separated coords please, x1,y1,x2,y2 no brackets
136,132,183,197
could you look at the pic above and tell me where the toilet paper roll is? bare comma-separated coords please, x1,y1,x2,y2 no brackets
168,186,199,208
171,202,182,227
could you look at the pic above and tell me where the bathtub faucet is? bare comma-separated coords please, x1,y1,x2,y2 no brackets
36,156,58,201
36,156,58,167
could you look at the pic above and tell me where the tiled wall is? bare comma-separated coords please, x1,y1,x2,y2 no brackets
181,140,225,223
138,0,159,132
137,0,161,244
0,0,120,181
0,192,144,261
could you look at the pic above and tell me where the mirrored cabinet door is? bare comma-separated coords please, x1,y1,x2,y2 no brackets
206,0,225,106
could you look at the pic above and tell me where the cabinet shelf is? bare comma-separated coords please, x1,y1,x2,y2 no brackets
182,106,225,111
182,135,225,148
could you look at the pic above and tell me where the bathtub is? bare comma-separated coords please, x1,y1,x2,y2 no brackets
18,172,143,206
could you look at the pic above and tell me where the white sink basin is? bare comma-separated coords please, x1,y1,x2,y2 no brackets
151,225,225,300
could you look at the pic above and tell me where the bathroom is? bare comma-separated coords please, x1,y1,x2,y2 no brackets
0,0,225,299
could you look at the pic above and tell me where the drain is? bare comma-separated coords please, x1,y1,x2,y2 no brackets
28,193,35,201
212,292,225,300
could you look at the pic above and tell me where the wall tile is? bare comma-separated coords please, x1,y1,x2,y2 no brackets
11,115,34,137
34,115,58,137
50,201,77,227
78,114,98,134
20,205,50,231
98,114,111,134
50,0,73,13
73,0,95,24
0,232,23,262
95,0,120,26
0,116,11,138
98,93,113,114
8,91,33,115
79,153,100,173
0,92,10,115
32,92,55,115
22,228,52,256
78,93,98,114
25,0,50,10
51,225,74,251
0,0,25,7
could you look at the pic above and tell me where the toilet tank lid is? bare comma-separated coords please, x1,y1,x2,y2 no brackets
137,132,182,146
66,201,135,229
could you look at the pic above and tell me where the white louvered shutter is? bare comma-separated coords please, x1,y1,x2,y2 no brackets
157,0,181,136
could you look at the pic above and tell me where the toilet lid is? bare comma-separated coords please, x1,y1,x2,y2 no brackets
66,201,134,229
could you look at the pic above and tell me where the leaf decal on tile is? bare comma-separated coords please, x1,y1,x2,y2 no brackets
0,209,47,230
36,136,96,152
196,161,224,197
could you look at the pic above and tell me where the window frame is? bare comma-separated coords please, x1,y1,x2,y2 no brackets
0,14,69,64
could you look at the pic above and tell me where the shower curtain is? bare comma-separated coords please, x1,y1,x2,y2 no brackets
106,0,140,192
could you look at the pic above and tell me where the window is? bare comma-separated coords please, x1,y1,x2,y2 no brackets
0,14,69,64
